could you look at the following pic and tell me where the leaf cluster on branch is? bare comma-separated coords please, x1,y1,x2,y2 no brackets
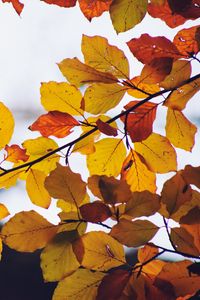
0,0,200,299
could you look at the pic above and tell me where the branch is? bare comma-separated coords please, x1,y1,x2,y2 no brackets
63,218,112,230
163,217,177,251
1,72,200,177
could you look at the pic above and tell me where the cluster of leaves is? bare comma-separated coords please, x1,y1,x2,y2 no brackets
1,1,200,299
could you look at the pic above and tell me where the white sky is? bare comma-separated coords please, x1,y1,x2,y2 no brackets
0,0,200,254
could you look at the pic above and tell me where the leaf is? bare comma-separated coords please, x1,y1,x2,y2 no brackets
40,81,83,116
182,164,200,189
4,144,29,163
155,260,200,297
140,57,173,84
121,101,157,142
173,26,200,57
2,0,24,15
96,119,118,137
84,83,127,114
110,219,159,247
41,0,77,7
82,35,129,78
166,109,197,151
121,150,156,193
98,175,132,204
75,231,125,271
124,190,160,218
26,169,51,209
80,201,112,222
96,269,131,300
135,133,177,173
52,269,105,300
0,203,10,220
58,57,117,87
0,102,15,151
127,34,181,64
2,211,58,252
0,169,24,189
29,111,79,138
87,138,126,177
164,77,200,110
109,0,148,33
160,172,192,218
127,76,160,99
182,223,200,253
45,163,86,206
79,0,112,21
187,262,200,276
170,227,200,256
40,231,80,282
160,60,191,89
138,244,159,263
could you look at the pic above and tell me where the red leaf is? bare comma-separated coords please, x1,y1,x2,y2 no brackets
80,201,112,222
127,34,182,64
41,0,77,7
96,269,131,300
79,0,112,21
2,0,24,15
96,119,118,137
29,111,79,138
168,0,200,19
121,101,157,142
5,144,29,163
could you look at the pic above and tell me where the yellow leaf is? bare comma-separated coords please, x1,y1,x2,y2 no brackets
75,231,125,271
0,169,24,189
45,163,86,206
166,109,197,151
0,203,10,220
58,57,118,87
135,133,177,173
26,169,51,209
138,244,158,263
2,211,58,252
121,151,156,192
41,231,80,282
160,60,191,89
0,102,14,150
127,76,160,99
40,81,83,116
171,227,199,256
110,0,148,33
110,219,159,247
22,137,59,175
53,269,105,300
87,138,126,177
84,83,127,114
72,133,97,155
58,210,87,236
164,77,200,111
82,35,129,79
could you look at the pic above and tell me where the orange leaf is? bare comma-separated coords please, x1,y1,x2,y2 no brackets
29,111,79,138
96,119,118,137
41,0,77,7
173,25,200,57
138,244,159,263
5,144,29,163
182,165,200,189
79,0,112,21
182,223,200,253
2,0,24,15
80,201,112,222
96,269,131,300
121,101,157,142
127,34,181,64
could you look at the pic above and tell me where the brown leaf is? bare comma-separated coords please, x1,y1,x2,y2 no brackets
80,201,112,222
182,165,200,189
96,119,118,137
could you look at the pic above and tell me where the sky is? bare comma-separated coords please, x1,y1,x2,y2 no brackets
0,0,200,252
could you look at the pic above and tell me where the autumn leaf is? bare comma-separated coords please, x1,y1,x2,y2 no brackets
40,231,80,282
127,34,181,64
4,144,29,163
0,169,25,189
2,0,24,15
166,109,197,151
26,169,51,209
0,203,10,220
82,35,129,78
44,163,86,206
80,201,112,222
110,218,159,247
127,76,160,99
181,165,200,189
29,111,80,138
41,0,77,7
109,0,148,33
121,100,157,142
138,243,159,263
121,150,156,193
74,231,125,271
52,269,105,300
2,211,58,252
87,138,126,177
0,102,14,151
135,133,177,173
96,119,118,137
182,223,200,253
79,0,112,21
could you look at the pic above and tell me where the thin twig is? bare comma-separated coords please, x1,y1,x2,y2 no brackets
163,217,177,251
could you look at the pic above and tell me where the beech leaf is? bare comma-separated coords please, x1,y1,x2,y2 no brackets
0,102,15,151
